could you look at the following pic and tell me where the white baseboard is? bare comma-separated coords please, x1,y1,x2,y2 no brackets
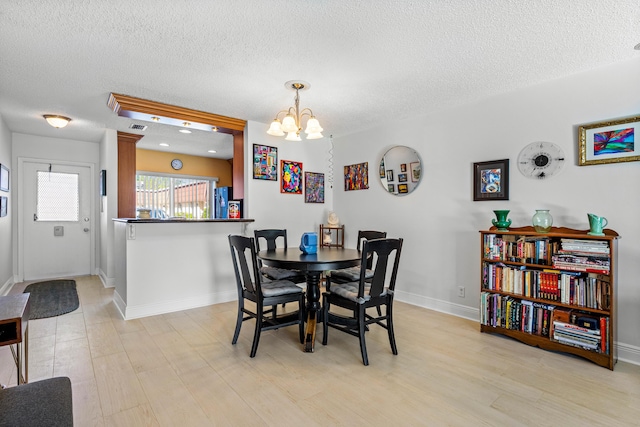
115,290,237,320
395,289,639,367
0,276,15,296
97,268,115,288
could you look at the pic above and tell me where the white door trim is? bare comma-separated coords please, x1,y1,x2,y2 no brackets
17,157,96,282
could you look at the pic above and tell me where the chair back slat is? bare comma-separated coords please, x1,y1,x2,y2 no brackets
229,235,260,295
254,229,288,251
357,230,387,269
360,238,403,298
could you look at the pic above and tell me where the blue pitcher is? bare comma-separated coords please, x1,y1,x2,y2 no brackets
300,232,318,254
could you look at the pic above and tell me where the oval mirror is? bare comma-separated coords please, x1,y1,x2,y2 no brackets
379,146,422,195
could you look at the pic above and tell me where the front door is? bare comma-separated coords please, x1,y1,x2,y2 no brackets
20,160,94,281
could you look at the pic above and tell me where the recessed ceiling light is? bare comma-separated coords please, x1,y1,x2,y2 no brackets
159,143,169,147
212,126,218,132
182,122,191,127
208,150,217,153
179,129,191,134
151,116,160,121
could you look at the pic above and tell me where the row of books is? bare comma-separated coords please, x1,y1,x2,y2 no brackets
560,238,609,254
551,239,610,273
480,293,554,336
551,307,609,354
483,234,557,265
482,262,611,310
480,293,610,354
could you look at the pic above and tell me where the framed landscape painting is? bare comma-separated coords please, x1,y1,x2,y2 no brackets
253,144,278,180
344,162,369,191
473,159,509,201
304,172,325,203
281,160,303,194
578,115,640,166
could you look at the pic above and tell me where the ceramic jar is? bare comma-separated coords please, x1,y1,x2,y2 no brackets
532,209,553,233
492,210,511,231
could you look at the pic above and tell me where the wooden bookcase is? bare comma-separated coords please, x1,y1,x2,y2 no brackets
479,226,618,370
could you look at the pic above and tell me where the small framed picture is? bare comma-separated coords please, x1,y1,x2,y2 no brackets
578,114,640,166
398,184,408,194
410,162,421,182
398,173,407,183
253,144,278,180
473,159,509,201
0,196,6,217
228,200,241,218
388,184,395,193
0,164,9,192
379,159,385,178
386,170,394,182
400,163,407,172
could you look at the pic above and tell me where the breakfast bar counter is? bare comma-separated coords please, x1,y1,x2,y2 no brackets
113,218,253,319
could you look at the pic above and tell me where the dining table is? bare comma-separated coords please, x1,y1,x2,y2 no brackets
257,247,361,352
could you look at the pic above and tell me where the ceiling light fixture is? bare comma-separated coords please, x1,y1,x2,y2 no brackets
159,143,169,147
151,116,160,121
266,80,324,141
43,115,71,128
208,150,217,153
179,129,191,134
212,126,218,132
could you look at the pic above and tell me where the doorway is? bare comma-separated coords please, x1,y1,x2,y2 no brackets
18,159,95,281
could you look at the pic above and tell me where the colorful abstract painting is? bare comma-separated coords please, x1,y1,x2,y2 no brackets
480,168,501,194
344,162,369,191
593,127,634,156
253,144,278,180
304,172,324,203
281,160,303,194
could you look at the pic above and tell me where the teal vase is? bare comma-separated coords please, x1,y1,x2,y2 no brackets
492,210,511,231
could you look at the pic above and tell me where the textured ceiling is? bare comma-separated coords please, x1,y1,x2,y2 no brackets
1,1,639,159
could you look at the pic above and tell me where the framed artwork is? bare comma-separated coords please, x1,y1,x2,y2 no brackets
398,173,407,183
99,170,107,196
410,161,421,182
388,184,395,193
305,171,325,203
253,144,278,180
398,184,408,194
0,164,8,192
400,163,407,172
0,196,6,217
578,115,640,166
379,160,385,178
280,160,303,194
344,162,369,191
386,170,394,182
473,159,509,201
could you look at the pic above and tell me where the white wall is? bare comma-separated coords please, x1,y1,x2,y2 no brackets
99,129,118,286
244,120,334,244
0,114,12,293
333,57,640,363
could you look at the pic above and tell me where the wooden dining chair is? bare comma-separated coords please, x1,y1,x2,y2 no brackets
228,234,305,357
322,237,403,365
254,229,306,283
329,230,387,283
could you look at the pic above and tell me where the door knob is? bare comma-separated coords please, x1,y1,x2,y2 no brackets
84,228,89,232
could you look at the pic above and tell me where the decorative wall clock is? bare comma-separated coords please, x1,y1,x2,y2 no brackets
517,141,565,179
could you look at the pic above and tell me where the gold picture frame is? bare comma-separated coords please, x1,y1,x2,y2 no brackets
578,114,640,166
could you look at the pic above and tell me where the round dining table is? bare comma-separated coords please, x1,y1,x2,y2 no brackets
257,247,361,352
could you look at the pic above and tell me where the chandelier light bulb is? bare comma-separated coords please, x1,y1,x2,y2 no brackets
281,115,297,133
306,132,324,140
304,117,323,134
285,132,301,141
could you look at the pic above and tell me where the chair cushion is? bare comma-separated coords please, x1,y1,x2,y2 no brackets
330,266,374,281
330,282,389,304
260,266,303,280
261,280,304,297
0,377,73,427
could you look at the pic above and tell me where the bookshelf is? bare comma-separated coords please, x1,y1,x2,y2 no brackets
320,224,345,248
479,226,618,370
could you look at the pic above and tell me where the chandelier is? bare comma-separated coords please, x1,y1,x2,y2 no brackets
266,80,324,141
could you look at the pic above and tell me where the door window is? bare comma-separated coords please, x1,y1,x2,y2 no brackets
36,171,79,221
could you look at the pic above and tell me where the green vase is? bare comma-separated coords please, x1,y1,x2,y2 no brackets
492,210,511,231
532,209,553,233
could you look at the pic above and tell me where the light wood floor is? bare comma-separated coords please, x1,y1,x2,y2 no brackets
2,276,639,426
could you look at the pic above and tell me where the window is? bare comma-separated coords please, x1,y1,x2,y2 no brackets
36,171,79,221
136,173,216,219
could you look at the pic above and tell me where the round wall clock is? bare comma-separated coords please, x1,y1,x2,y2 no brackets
517,142,565,179
171,159,183,170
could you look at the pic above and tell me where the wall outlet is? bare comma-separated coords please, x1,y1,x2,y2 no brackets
457,286,465,298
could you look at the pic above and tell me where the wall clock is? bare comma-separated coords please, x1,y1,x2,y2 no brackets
171,159,183,170
517,142,565,179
